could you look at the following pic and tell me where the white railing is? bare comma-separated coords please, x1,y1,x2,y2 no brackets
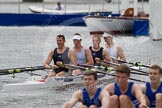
0,0,148,13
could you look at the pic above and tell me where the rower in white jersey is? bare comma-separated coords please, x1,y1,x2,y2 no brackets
72,33,94,75
102,32,126,61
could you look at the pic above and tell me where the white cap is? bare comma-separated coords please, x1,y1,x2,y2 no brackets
102,32,113,38
72,34,82,40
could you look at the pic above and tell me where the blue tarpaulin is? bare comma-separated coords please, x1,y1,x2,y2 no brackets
0,13,119,26
0,13,87,26
133,19,149,36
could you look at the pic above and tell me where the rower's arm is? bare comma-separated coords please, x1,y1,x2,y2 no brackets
100,89,110,108
133,84,147,108
117,46,126,61
44,50,53,69
68,49,77,65
85,48,94,65
61,91,81,108
140,83,146,94
103,83,114,95
103,49,112,62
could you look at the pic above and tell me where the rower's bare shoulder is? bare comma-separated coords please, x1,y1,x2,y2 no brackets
132,83,144,93
116,45,123,51
49,50,54,56
139,83,146,92
103,49,109,55
84,48,92,55
73,90,83,99
104,83,114,93
84,47,91,52
68,49,75,53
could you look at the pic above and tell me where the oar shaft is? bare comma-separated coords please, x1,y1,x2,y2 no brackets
130,67,148,74
113,59,150,68
129,78,146,83
78,64,94,68
64,64,88,70
96,70,146,83
131,71,148,76
64,64,146,83
101,60,148,74
0,66,46,74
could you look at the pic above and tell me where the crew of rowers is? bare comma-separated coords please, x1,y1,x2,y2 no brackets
44,33,162,108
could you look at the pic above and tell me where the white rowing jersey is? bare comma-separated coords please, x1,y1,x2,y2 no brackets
106,45,117,59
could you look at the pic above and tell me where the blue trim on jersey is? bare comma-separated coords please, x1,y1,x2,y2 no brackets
53,48,69,73
114,82,139,108
89,46,103,66
146,82,162,108
82,87,102,107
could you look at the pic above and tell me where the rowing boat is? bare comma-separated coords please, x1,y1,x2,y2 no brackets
2,72,115,92
1,63,148,92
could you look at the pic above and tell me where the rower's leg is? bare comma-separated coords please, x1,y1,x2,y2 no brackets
109,95,119,108
77,105,88,108
72,69,82,75
57,71,66,76
48,71,56,77
119,95,135,108
89,105,97,108
155,93,162,108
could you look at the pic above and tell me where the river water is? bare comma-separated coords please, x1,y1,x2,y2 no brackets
0,2,162,108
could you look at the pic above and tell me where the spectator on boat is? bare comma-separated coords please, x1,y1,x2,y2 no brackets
55,2,64,10
140,64,162,108
103,64,147,108
102,32,126,61
71,33,94,75
62,70,110,108
44,34,77,77
89,34,112,66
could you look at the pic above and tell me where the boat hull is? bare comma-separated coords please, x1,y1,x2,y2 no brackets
2,73,114,92
83,16,134,35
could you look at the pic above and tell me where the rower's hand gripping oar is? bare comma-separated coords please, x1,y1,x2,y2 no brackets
112,59,150,68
